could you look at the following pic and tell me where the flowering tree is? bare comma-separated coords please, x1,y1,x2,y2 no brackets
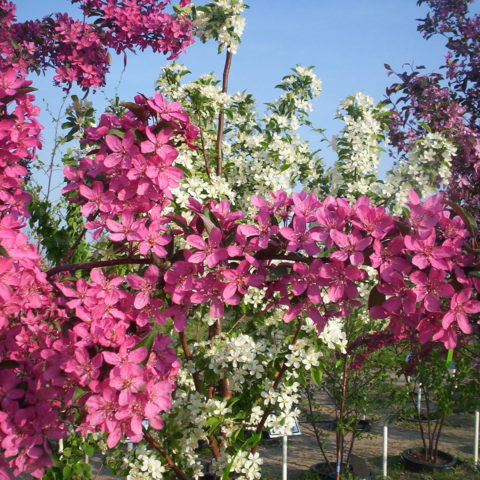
386,0,480,221
1,2,480,480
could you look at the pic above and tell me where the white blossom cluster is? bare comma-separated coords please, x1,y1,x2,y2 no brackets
213,449,263,480
242,286,267,309
193,0,247,53
381,132,455,213
157,68,233,115
156,64,326,215
171,171,237,210
203,333,267,385
285,336,320,370
161,387,232,478
318,318,348,353
330,92,389,200
125,444,167,480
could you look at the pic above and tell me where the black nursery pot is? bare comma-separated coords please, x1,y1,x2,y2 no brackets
330,419,371,433
310,456,370,479
401,448,457,472
309,462,345,479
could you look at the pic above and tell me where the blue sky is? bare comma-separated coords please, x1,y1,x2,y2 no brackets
14,0,464,189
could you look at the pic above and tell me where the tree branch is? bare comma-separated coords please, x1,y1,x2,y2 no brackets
215,50,233,177
47,257,152,277
142,428,190,480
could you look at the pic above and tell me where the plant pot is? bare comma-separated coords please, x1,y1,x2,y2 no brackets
309,456,370,479
331,419,371,432
401,448,457,472
309,462,349,479
399,411,441,423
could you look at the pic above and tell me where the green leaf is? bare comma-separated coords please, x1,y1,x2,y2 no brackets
72,387,87,402
310,366,323,387
134,332,155,366
62,466,72,479
84,445,95,458
106,129,125,139
135,331,155,351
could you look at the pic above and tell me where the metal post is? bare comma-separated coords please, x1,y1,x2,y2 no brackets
417,384,422,415
475,410,479,469
282,434,288,480
59,438,64,454
383,425,388,479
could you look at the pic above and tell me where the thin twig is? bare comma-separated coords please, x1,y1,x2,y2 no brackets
47,257,152,277
197,114,212,180
45,95,68,203
305,384,333,470
215,50,233,177
433,415,445,463
406,376,428,455
336,357,349,480
142,428,190,480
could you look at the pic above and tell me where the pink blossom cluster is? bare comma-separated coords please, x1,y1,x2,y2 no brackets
370,191,480,348
387,72,480,219
63,92,198,240
388,0,480,220
0,66,67,478
0,73,183,477
56,267,179,448
156,190,479,351
0,68,42,217
0,0,194,89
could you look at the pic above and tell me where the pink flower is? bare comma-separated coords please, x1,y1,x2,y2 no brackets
127,265,159,309
106,211,141,242
320,260,365,302
291,259,328,304
378,273,417,315
442,288,480,333
280,216,320,255
140,126,173,156
330,229,371,266
410,268,454,312
137,221,171,258
104,131,139,168
404,232,454,270
147,94,189,123
237,211,278,250
63,348,102,386
370,237,410,281
109,363,146,406
186,227,228,268
221,260,264,300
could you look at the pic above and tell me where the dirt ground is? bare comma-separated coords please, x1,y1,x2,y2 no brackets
89,406,479,479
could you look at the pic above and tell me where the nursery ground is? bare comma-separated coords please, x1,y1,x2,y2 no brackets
86,408,479,480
